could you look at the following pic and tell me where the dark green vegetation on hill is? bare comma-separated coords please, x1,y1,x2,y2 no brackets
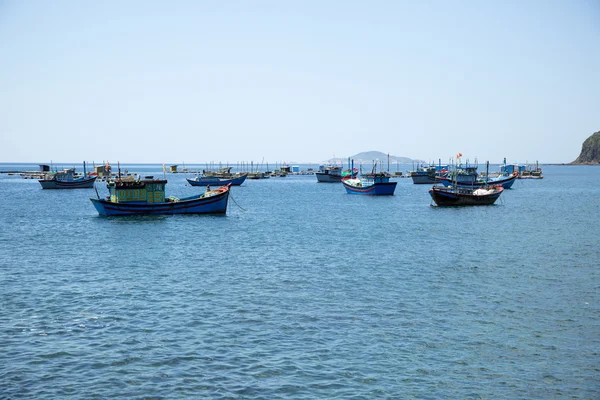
573,130,600,164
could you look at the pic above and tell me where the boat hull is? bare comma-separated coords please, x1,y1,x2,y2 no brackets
315,172,342,182
90,189,229,216
410,173,438,184
186,173,248,186
438,174,516,189
429,186,503,206
342,181,397,195
39,177,97,189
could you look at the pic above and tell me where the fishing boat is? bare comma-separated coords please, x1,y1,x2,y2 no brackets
429,184,504,206
429,161,503,206
342,175,397,195
315,164,344,182
342,161,397,195
442,164,479,185
410,163,449,184
520,161,543,179
315,162,357,182
437,173,517,189
90,178,230,216
201,166,236,178
39,163,97,189
186,172,248,187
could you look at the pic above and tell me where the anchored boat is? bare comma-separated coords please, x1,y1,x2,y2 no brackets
186,172,248,187
91,178,230,216
341,160,397,195
39,163,97,189
429,161,504,206
429,185,503,206
437,173,517,189
342,176,397,195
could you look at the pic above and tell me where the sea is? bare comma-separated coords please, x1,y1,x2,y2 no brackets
1,163,598,399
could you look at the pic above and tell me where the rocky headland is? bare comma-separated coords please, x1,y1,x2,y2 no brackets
572,130,600,164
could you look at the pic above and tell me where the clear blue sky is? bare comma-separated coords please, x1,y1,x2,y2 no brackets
1,0,598,164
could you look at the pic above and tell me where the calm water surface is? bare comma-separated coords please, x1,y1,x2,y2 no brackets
1,164,598,399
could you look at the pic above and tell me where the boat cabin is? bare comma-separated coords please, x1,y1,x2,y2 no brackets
362,172,391,183
317,165,342,175
108,179,167,203
500,164,525,175
50,168,79,182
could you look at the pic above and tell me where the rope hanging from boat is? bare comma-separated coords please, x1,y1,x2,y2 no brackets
229,192,247,212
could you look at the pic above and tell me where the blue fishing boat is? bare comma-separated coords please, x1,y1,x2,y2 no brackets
342,177,397,195
342,161,397,195
90,178,230,216
438,173,517,189
443,163,479,185
39,162,97,189
186,172,248,187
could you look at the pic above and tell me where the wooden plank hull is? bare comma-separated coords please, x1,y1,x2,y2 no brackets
39,177,97,189
315,172,343,182
342,181,397,195
410,173,437,184
429,186,503,206
186,173,248,186
438,174,517,189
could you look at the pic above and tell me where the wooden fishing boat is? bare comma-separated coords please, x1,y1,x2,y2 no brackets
315,165,344,182
520,161,543,179
90,178,230,216
315,164,358,182
437,173,517,189
430,161,504,206
342,176,397,195
39,165,97,189
342,160,396,195
186,172,248,186
429,184,503,206
410,163,448,184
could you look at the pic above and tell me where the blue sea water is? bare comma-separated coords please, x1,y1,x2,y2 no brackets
0,164,598,399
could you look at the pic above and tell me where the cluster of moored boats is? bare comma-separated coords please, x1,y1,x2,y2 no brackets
313,158,543,206
29,157,542,215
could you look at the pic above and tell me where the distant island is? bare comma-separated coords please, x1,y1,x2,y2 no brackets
326,151,423,164
572,130,600,164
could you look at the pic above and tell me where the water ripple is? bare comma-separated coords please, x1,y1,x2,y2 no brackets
1,166,599,398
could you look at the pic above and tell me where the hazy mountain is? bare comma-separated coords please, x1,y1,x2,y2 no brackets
327,151,422,164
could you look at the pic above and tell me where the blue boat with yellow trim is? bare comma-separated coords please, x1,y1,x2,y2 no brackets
90,178,230,216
